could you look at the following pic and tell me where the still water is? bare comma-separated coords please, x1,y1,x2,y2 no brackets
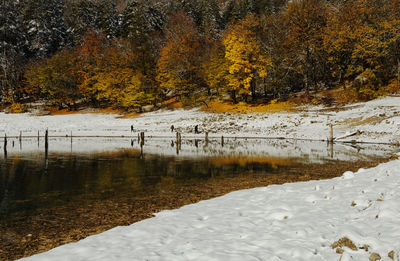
0,137,397,223
0,137,398,259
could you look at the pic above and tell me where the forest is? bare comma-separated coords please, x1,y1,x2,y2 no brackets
1,0,400,112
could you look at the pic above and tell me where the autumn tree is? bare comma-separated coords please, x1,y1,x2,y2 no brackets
202,42,230,97
77,33,155,110
283,0,329,99
156,11,206,102
25,49,81,109
350,0,400,87
323,0,400,95
323,1,359,88
223,14,271,102
121,1,164,96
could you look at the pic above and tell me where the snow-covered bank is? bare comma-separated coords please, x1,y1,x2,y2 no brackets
1,96,400,144
21,157,400,261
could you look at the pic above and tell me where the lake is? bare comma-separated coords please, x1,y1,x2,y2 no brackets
0,137,397,260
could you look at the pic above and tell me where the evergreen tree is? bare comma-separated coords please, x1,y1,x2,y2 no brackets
64,0,98,44
95,0,119,38
20,0,69,58
0,0,26,102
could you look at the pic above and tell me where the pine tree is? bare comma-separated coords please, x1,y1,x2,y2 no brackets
21,0,69,58
0,0,26,102
64,0,98,44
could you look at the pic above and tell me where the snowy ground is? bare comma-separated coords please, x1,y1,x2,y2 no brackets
3,96,400,261
1,96,400,144
20,157,400,261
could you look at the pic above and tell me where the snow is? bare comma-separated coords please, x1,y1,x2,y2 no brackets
2,96,399,260
1,96,400,144
20,158,400,261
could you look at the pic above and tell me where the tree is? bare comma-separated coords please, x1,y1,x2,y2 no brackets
259,13,296,99
20,0,69,58
283,0,329,99
223,14,271,102
25,49,81,109
77,35,155,109
121,1,165,97
202,42,230,97
0,0,26,103
156,11,206,100
347,0,400,87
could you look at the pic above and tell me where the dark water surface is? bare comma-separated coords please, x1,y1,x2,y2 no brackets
0,138,397,222
0,138,398,260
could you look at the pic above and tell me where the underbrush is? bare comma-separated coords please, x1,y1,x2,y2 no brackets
6,103,27,113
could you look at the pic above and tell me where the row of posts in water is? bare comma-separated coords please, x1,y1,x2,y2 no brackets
3,129,54,158
2,130,224,152
136,131,224,156
2,125,334,158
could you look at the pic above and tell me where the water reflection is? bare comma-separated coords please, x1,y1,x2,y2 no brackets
0,137,397,225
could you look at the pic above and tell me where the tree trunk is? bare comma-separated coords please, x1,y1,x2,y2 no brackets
263,78,267,99
397,59,400,90
340,70,345,90
304,74,310,101
251,80,256,102
231,90,237,103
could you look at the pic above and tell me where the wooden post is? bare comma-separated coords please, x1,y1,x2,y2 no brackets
3,134,7,157
329,124,333,143
19,131,22,142
45,129,49,157
205,132,209,146
221,136,224,147
140,139,144,159
138,133,140,144
140,132,145,146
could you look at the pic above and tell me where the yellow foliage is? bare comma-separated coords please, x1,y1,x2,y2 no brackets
77,43,154,109
8,103,26,113
223,14,271,96
202,99,294,113
202,43,230,96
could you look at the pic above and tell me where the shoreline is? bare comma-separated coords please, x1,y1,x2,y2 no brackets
2,158,391,261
